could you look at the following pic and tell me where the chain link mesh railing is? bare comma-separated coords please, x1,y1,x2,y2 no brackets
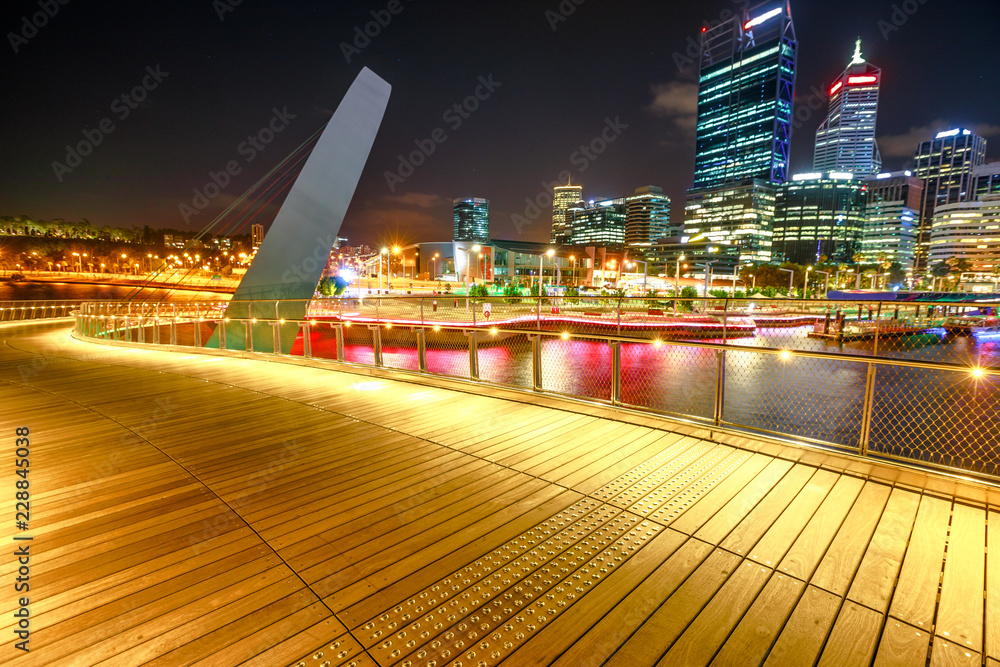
68,295,1000,483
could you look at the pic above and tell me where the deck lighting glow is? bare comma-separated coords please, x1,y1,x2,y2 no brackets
653,339,663,347
780,350,792,360
490,327,498,336
971,368,985,378
561,332,570,340
433,325,441,332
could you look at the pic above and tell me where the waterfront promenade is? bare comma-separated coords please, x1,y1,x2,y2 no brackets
1,319,998,666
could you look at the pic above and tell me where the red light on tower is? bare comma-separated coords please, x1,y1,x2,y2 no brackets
829,81,844,96
847,75,878,85
701,26,707,33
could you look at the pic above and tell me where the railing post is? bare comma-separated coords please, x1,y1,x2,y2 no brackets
194,315,202,348
371,325,383,367
859,363,878,456
271,323,280,354
714,349,727,427
611,341,621,405
537,295,542,330
617,297,622,336
218,318,225,350
417,328,427,372
420,298,425,326
722,298,729,344
303,322,312,358
246,320,254,353
468,330,479,380
335,324,345,361
873,302,883,356
137,317,144,344
532,335,542,391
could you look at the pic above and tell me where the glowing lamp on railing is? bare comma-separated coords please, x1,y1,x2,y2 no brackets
561,332,570,340
780,350,792,361
971,368,985,379
433,325,441,332
653,339,663,348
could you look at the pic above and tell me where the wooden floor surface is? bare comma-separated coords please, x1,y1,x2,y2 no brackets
0,321,996,666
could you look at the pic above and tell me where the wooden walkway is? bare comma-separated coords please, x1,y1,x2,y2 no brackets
0,320,998,666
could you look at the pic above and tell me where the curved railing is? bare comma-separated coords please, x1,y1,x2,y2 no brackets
0,301,88,322
71,295,1000,484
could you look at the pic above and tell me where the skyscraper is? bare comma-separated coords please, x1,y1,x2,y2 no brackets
625,186,674,247
686,1,796,263
913,129,987,269
693,0,797,189
973,162,1000,200
251,224,264,249
551,181,583,245
929,195,1000,273
860,171,923,271
813,39,882,176
569,198,626,248
772,173,867,265
453,198,490,244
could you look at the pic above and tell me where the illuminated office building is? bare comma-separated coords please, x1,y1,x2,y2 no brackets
685,179,776,264
912,128,987,269
772,173,867,265
453,198,490,244
813,39,882,176
693,1,797,188
551,182,583,245
973,162,1000,200
928,195,1000,273
625,186,675,247
859,171,923,270
569,198,626,249
251,224,264,249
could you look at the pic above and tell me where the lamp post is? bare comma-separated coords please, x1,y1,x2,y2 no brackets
628,259,648,293
779,267,794,295
749,273,756,291
380,247,388,292
432,253,440,280
803,266,813,298
675,255,686,300
569,255,576,286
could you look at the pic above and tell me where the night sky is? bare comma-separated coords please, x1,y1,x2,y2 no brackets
4,0,999,247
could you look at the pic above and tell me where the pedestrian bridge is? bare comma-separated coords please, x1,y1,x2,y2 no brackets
1,318,998,666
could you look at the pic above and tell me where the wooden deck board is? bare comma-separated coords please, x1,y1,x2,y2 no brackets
0,321,993,667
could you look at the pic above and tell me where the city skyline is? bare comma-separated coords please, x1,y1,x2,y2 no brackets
3,0,999,247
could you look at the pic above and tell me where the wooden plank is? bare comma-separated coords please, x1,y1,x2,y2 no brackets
930,638,982,667
710,573,804,666
873,618,930,667
777,474,866,582
763,585,841,667
811,481,892,596
550,537,715,667
889,494,952,630
746,469,839,568
693,458,794,545
718,464,815,556
936,503,986,653
604,548,741,667
988,509,999,663
847,488,921,613
815,601,882,667
668,454,781,536
658,559,772,666
499,529,688,667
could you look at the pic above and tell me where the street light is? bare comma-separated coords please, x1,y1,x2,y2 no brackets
803,266,813,298
779,267,794,294
675,255,686,301
569,255,576,286
380,247,388,292
628,259,648,293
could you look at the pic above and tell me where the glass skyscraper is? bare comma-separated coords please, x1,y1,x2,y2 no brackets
913,129,987,269
551,182,583,245
452,198,490,244
568,198,626,249
686,1,796,264
813,40,882,176
625,186,674,247
772,173,867,265
693,0,797,189
860,171,923,271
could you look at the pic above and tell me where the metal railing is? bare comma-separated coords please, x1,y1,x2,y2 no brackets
70,295,1000,484
0,301,87,322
